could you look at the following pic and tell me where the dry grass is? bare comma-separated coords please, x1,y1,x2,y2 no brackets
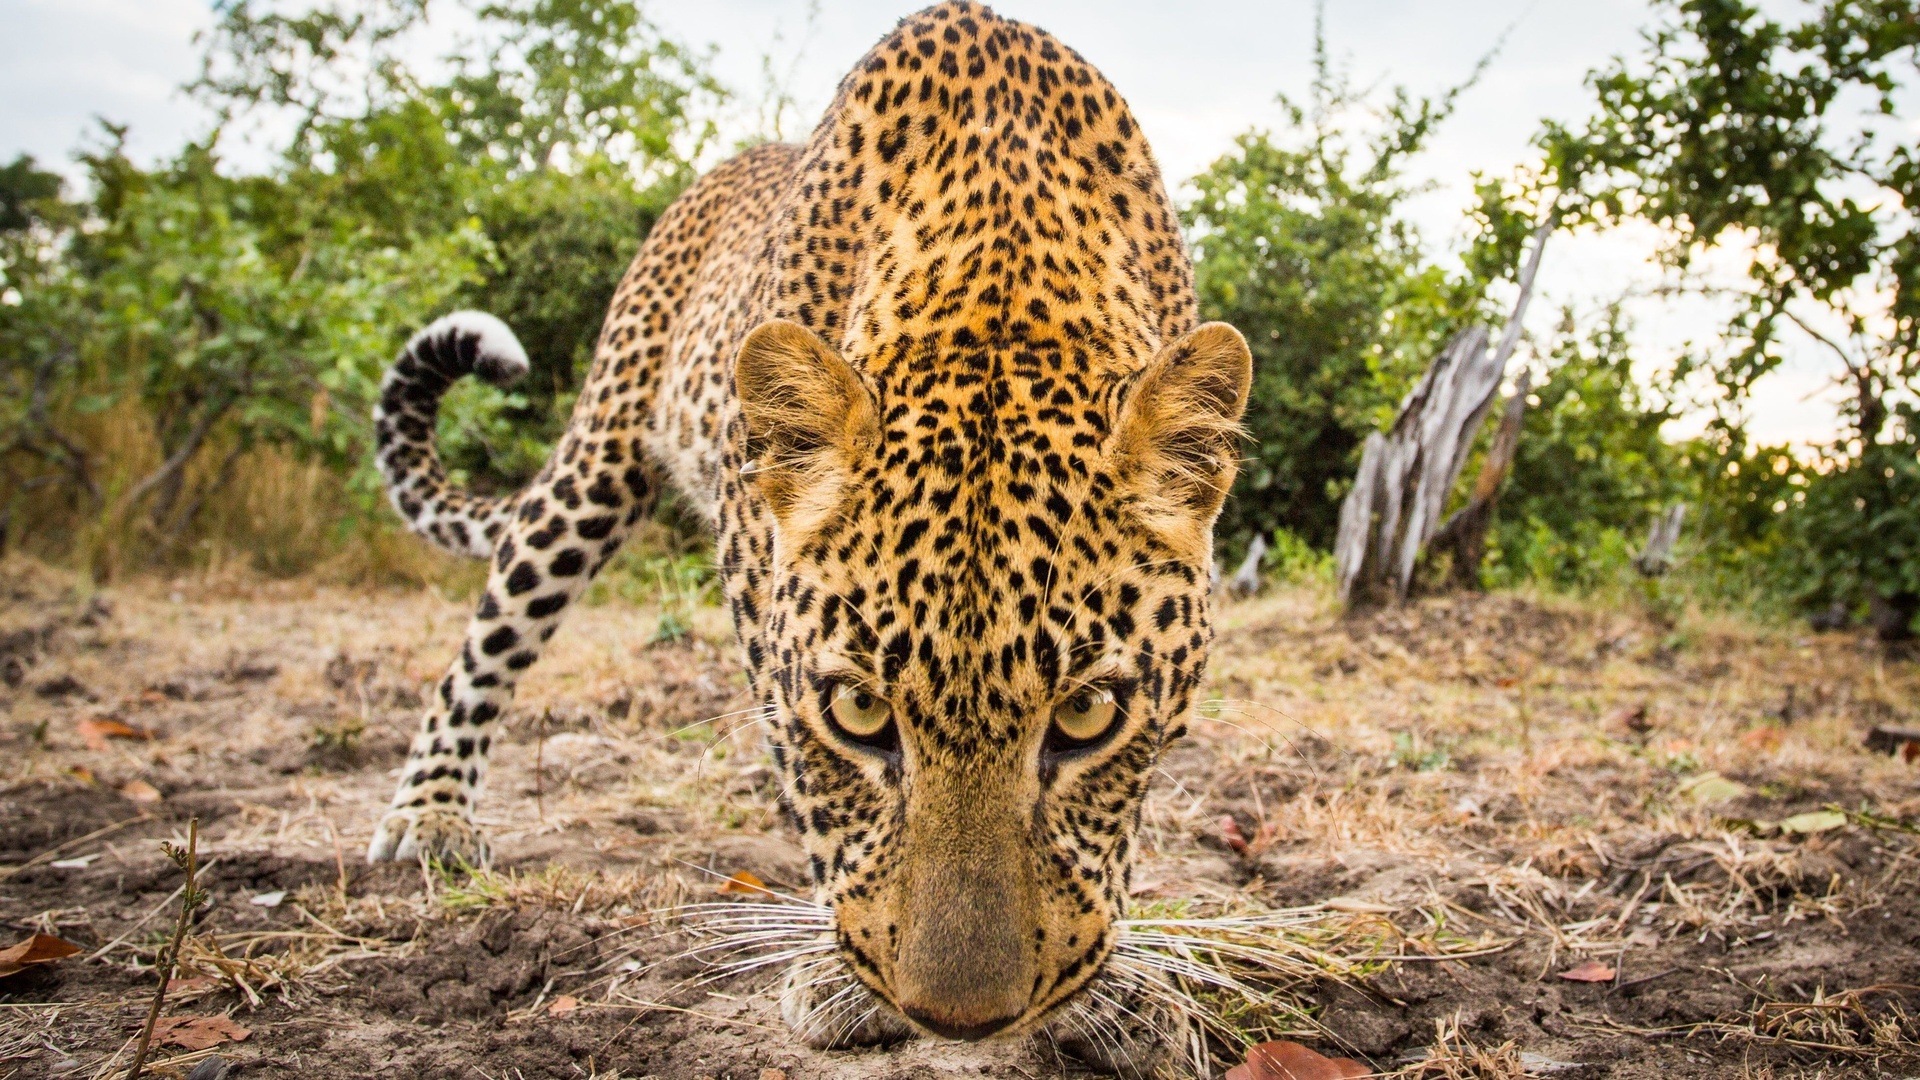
3,558,1918,1078
1386,1016,1529,1079
4,391,479,587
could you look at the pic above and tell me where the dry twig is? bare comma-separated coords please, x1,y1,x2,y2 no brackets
124,818,201,1080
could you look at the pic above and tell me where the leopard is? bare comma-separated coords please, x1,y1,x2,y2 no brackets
365,2,1251,1074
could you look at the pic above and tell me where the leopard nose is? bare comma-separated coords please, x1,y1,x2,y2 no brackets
901,1006,1020,1041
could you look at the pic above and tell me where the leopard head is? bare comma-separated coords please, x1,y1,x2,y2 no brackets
734,317,1250,1040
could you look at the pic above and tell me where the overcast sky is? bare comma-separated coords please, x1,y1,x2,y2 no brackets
1,0,1855,445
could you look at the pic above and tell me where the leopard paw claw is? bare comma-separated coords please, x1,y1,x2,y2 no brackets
366,808,491,866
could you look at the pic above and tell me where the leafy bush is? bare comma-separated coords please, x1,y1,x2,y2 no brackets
0,0,720,577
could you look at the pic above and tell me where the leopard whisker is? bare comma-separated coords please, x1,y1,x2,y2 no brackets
667,859,833,910
800,975,867,1037
1083,980,1215,1076
1200,696,1359,767
835,1004,883,1047
1062,998,1129,1072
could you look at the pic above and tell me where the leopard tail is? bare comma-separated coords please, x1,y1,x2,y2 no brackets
372,311,531,559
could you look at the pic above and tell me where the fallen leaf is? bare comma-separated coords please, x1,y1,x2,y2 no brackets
1225,1040,1369,1080
1675,772,1747,804
50,853,102,869
547,995,581,1016
1905,741,1920,764
77,717,153,752
248,890,286,908
65,764,95,785
1740,726,1783,751
151,1015,251,1051
120,779,163,804
719,870,774,898
1217,815,1250,854
759,1070,789,1080
0,933,83,978
1556,960,1616,983
1780,810,1847,835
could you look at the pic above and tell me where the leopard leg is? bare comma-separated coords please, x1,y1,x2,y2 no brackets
367,437,659,864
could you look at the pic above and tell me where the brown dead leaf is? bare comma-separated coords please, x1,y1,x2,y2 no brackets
547,994,581,1016
121,779,163,804
1217,815,1250,854
77,717,153,752
65,764,96,785
0,933,83,978
1557,960,1617,983
1740,725,1783,751
1225,1040,1369,1080
152,1015,251,1051
719,870,774,898
759,1070,789,1080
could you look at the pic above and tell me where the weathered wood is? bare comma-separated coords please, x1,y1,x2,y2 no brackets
1431,367,1534,590
1334,326,1503,607
1865,724,1920,756
1633,503,1687,578
1334,219,1553,609
1225,533,1269,598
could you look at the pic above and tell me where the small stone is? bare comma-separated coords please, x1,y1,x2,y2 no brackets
187,1057,231,1080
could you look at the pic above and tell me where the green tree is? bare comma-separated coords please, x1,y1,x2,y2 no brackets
2,0,724,570
1489,309,1684,589
1547,0,1920,635
194,0,721,488
2,132,481,559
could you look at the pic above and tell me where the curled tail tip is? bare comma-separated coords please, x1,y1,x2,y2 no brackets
375,310,527,560
411,310,531,387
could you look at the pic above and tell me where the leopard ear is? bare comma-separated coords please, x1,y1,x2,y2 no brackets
734,320,880,523
1112,322,1252,532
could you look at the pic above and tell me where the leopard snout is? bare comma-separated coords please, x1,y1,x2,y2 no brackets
888,780,1040,1040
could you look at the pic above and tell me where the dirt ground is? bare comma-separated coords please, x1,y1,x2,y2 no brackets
3,555,1919,1079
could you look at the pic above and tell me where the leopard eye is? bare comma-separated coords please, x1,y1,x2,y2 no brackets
828,682,894,742
1049,687,1119,749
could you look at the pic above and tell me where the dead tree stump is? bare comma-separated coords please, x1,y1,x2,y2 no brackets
1430,368,1533,590
1334,219,1553,609
1634,503,1687,577
1334,327,1505,607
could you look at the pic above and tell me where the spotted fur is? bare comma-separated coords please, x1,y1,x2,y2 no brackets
367,4,1251,1073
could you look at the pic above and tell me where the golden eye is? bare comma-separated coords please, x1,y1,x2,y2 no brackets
829,683,893,740
1051,688,1118,746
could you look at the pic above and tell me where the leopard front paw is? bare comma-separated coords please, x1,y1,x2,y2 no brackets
366,807,491,866
1039,975,1193,1080
779,958,914,1049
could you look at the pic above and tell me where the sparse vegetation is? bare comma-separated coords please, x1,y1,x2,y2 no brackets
2,559,1916,1075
